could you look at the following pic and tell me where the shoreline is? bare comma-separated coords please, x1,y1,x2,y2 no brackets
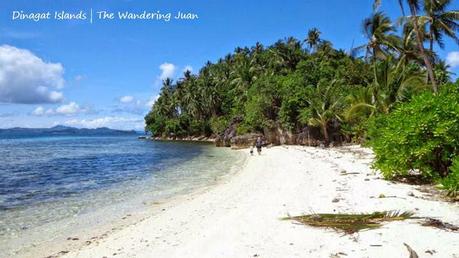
54,145,459,258
3,144,245,258
150,136,216,143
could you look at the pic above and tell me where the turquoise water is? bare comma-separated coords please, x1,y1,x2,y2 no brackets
0,135,244,257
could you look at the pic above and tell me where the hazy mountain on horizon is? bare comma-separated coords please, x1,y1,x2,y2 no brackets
0,125,139,138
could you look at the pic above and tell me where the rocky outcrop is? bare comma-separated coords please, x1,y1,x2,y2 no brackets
263,125,297,145
296,126,322,146
153,118,347,148
230,133,263,149
215,116,243,147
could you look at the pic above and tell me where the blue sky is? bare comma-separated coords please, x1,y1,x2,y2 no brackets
0,0,458,130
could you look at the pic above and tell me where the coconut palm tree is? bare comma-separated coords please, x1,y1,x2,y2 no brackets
269,38,304,72
345,57,426,120
422,0,459,54
356,12,400,60
434,59,454,84
181,77,200,118
375,0,438,91
299,80,344,145
316,40,335,57
155,78,176,117
305,28,321,52
393,21,425,69
406,0,440,91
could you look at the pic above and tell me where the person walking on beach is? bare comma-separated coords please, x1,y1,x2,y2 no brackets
255,136,263,155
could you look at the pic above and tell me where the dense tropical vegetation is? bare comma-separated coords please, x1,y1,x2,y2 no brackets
146,0,459,195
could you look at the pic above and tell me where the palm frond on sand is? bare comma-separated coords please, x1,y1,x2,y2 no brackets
283,210,414,234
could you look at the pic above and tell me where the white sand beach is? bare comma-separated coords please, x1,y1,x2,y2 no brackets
59,145,459,258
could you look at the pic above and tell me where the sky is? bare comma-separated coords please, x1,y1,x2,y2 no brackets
0,0,458,130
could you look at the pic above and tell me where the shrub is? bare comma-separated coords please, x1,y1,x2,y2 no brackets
367,84,459,179
236,122,252,135
440,156,459,197
144,113,166,136
164,118,184,136
210,116,229,135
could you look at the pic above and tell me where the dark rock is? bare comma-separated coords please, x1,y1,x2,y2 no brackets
216,116,242,147
296,126,322,146
231,133,263,149
214,117,350,148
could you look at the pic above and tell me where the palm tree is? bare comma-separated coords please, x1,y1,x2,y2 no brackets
181,77,200,118
422,0,459,55
406,0,440,91
345,58,426,120
269,38,304,72
393,21,425,69
434,59,454,84
299,80,344,145
344,87,378,121
316,40,335,56
375,0,438,91
198,68,221,117
305,28,321,52
357,12,399,60
155,78,176,117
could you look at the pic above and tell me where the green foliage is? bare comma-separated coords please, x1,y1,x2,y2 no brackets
144,13,451,145
440,156,459,197
236,123,252,135
145,37,379,139
164,118,183,136
210,116,229,134
368,83,459,179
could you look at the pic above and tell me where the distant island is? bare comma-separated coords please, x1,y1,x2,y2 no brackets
0,125,138,138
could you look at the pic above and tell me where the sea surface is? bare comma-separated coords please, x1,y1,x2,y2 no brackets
0,135,245,257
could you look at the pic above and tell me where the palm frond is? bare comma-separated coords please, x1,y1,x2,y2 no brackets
284,210,414,234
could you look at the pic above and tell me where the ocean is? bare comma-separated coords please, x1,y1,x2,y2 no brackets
0,135,245,257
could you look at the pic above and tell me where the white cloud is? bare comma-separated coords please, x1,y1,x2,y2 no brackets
32,101,88,116
119,95,134,103
0,45,65,104
63,116,144,130
183,65,193,73
55,102,85,115
32,106,45,116
159,63,176,80
112,96,148,115
49,91,64,102
446,51,459,68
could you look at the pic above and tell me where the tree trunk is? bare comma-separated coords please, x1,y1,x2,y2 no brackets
409,3,438,92
429,28,434,54
427,28,435,83
322,123,329,146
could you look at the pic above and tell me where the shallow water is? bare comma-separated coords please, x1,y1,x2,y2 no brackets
0,136,244,257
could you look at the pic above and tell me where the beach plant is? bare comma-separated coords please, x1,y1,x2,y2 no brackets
298,80,345,145
439,156,459,197
283,210,414,234
210,116,229,135
368,83,459,179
